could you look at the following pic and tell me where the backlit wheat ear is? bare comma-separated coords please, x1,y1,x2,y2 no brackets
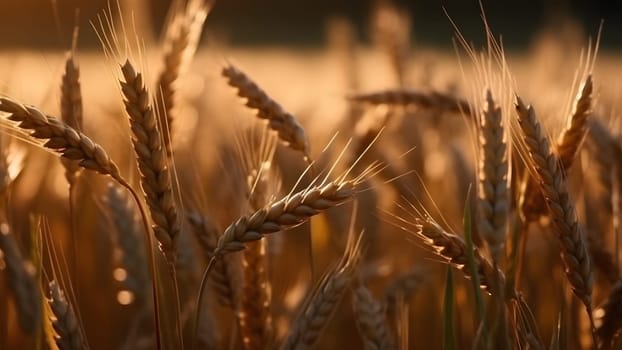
347,89,472,116
477,89,509,261
120,60,181,264
282,231,364,350
60,52,84,186
0,97,121,181
414,217,506,297
222,64,311,161
519,75,593,222
48,280,88,350
214,179,357,256
155,0,211,156
514,97,594,324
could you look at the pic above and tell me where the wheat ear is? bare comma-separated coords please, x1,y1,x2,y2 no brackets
239,162,277,349
282,232,363,350
415,217,506,297
106,183,150,305
347,89,472,116
477,89,509,260
120,60,181,264
214,179,356,256
352,284,395,350
120,59,184,348
60,52,84,185
222,64,310,161
515,97,594,328
519,75,593,222
48,280,88,350
0,97,121,180
0,223,40,334
155,0,211,156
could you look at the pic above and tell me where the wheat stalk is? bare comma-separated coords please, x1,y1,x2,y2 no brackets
514,96,594,329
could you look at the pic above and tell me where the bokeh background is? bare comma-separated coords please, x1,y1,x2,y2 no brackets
0,0,621,49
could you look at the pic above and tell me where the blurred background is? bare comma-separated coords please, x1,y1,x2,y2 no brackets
0,0,621,49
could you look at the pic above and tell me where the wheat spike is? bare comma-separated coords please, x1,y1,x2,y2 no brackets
282,232,364,350
59,52,84,186
348,89,472,116
48,280,88,350
155,0,211,156
415,217,505,296
352,284,395,350
106,183,150,304
0,97,121,180
120,60,181,263
222,64,310,161
477,89,509,260
519,75,593,222
515,96,594,321
214,179,356,256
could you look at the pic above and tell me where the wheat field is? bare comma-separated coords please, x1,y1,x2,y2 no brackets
1,1,622,349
